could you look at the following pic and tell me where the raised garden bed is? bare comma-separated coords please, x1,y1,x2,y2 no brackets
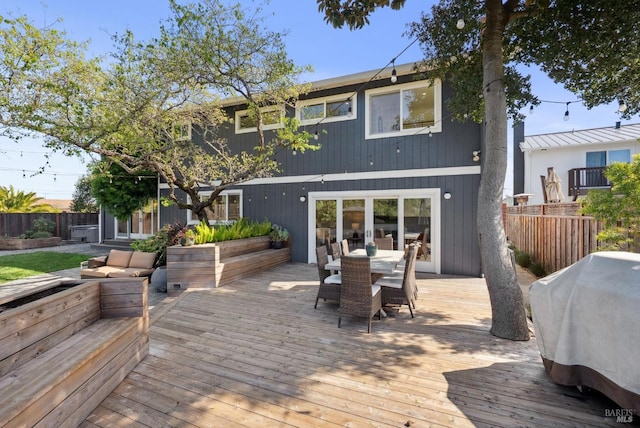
0,276,148,426
0,237,61,250
166,236,290,295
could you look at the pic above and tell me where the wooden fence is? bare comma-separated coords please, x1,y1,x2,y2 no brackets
506,204,605,273
0,213,98,241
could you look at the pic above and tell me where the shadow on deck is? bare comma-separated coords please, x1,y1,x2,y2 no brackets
82,263,622,427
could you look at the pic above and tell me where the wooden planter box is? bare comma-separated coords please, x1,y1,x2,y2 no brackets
166,236,290,294
0,237,61,250
0,276,148,426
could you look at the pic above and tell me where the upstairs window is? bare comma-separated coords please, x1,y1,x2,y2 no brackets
173,122,192,141
365,79,441,139
296,94,356,125
235,106,283,134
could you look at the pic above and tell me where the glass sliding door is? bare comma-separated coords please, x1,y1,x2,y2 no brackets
342,199,365,251
309,189,440,272
314,199,336,248
403,198,432,268
372,198,398,249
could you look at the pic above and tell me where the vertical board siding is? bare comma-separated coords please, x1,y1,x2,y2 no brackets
506,214,605,273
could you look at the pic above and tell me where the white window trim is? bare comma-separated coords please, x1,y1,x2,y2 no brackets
174,122,192,141
235,106,284,134
365,79,442,140
187,190,243,225
295,93,357,125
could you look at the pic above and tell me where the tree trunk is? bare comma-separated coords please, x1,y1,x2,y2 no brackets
478,1,529,341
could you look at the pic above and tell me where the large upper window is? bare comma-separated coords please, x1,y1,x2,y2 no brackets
173,122,191,141
188,191,242,225
235,106,283,134
296,94,356,125
365,79,441,139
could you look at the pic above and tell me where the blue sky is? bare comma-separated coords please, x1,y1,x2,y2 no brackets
0,0,636,199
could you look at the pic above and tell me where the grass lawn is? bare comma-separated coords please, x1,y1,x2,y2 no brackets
0,252,94,284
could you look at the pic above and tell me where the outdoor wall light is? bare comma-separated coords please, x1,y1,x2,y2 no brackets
299,195,306,203
443,192,452,200
472,150,481,162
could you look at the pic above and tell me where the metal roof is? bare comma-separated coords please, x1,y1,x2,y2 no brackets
520,122,640,151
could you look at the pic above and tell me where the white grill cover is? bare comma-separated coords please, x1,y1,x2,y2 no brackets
529,251,640,411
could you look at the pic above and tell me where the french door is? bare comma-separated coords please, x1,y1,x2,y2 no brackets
309,189,440,273
115,199,158,239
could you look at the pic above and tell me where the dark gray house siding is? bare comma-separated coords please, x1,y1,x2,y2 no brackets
102,66,484,277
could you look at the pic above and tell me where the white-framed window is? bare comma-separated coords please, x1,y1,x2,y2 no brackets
365,79,442,139
296,93,356,125
173,122,192,141
187,191,243,224
235,106,283,134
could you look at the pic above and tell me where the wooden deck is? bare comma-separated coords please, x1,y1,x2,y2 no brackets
81,263,621,427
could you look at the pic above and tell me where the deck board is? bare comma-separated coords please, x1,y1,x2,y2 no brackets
85,263,621,427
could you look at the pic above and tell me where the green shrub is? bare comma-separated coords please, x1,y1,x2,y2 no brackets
193,218,272,244
130,221,186,266
530,262,547,278
515,252,531,268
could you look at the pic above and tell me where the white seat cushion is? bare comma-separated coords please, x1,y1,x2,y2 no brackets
375,276,403,288
371,284,381,296
324,274,342,284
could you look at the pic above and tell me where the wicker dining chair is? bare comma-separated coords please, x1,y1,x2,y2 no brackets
315,246,341,309
375,244,417,317
374,236,394,250
338,255,382,333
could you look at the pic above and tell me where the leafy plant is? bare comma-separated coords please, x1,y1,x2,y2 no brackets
529,262,547,278
90,162,156,220
22,218,56,239
193,218,272,244
515,252,531,269
581,154,640,251
269,224,289,242
130,221,186,266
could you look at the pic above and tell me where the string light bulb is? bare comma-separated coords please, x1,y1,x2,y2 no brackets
390,60,397,83
563,102,570,121
619,99,628,112
529,105,534,114
396,143,400,154
314,129,319,140
456,13,465,30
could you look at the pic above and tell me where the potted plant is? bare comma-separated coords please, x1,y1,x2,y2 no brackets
269,224,289,249
365,241,378,257
182,229,196,246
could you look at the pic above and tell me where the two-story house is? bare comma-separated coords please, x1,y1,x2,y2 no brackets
99,63,484,277
513,122,640,205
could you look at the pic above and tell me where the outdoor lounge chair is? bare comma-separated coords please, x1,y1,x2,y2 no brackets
338,255,382,333
315,246,341,309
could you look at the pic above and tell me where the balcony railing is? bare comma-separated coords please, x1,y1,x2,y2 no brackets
568,166,610,198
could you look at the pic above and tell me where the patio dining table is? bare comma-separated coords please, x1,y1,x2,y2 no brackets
324,249,405,275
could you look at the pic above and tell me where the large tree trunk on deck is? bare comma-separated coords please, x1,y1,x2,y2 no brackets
479,1,530,341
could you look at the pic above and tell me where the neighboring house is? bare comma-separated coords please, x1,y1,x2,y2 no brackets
514,122,640,206
99,63,484,276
